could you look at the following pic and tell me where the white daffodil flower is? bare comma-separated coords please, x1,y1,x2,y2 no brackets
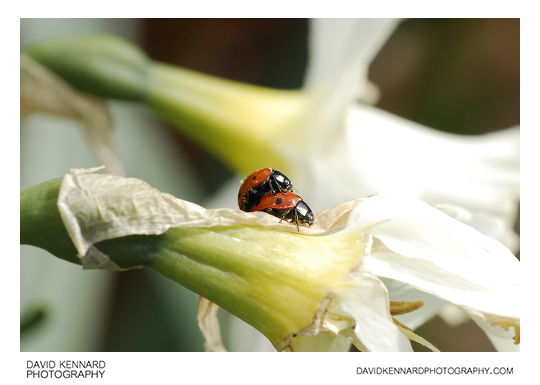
207,19,520,351
25,19,519,352
21,169,519,352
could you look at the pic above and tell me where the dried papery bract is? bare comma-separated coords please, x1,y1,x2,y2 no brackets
197,298,226,352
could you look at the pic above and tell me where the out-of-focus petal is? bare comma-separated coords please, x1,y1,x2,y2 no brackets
437,303,469,327
21,55,124,176
343,105,519,223
302,19,400,153
304,18,399,99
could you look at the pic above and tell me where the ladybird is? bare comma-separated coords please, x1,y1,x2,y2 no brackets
238,168,293,211
250,191,314,231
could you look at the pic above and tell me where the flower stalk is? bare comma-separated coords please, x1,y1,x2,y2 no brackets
21,178,78,264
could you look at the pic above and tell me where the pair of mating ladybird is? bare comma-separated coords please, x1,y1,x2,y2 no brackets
238,168,314,230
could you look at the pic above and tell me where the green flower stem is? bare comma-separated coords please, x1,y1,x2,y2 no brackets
21,178,78,264
25,35,150,100
26,35,309,175
21,177,363,348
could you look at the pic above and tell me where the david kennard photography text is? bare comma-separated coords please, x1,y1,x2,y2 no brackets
26,360,106,379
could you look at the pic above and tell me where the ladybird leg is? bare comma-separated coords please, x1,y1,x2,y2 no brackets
266,178,273,195
294,209,299,231
269,178,280,195
279,208,292,223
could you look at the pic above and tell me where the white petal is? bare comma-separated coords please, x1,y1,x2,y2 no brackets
332,271,413,352
301,20,400,153
354,193,519,320
435,204,519,252
344,105,519,235
304,18,400,98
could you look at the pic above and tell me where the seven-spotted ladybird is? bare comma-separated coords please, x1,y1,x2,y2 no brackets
249,191,314,231
238,168,293,211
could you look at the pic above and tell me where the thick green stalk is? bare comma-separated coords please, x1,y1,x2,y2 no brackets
21,179,79,264
25,35,150,100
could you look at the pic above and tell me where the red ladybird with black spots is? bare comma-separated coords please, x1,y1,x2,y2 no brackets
249,191,314,231
237,168,293,212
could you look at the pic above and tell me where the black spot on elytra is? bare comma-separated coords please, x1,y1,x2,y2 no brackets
252,176,257,180
275,198,283,204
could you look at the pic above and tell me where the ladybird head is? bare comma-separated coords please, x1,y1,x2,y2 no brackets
295,201,314,226
270,170,293,192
